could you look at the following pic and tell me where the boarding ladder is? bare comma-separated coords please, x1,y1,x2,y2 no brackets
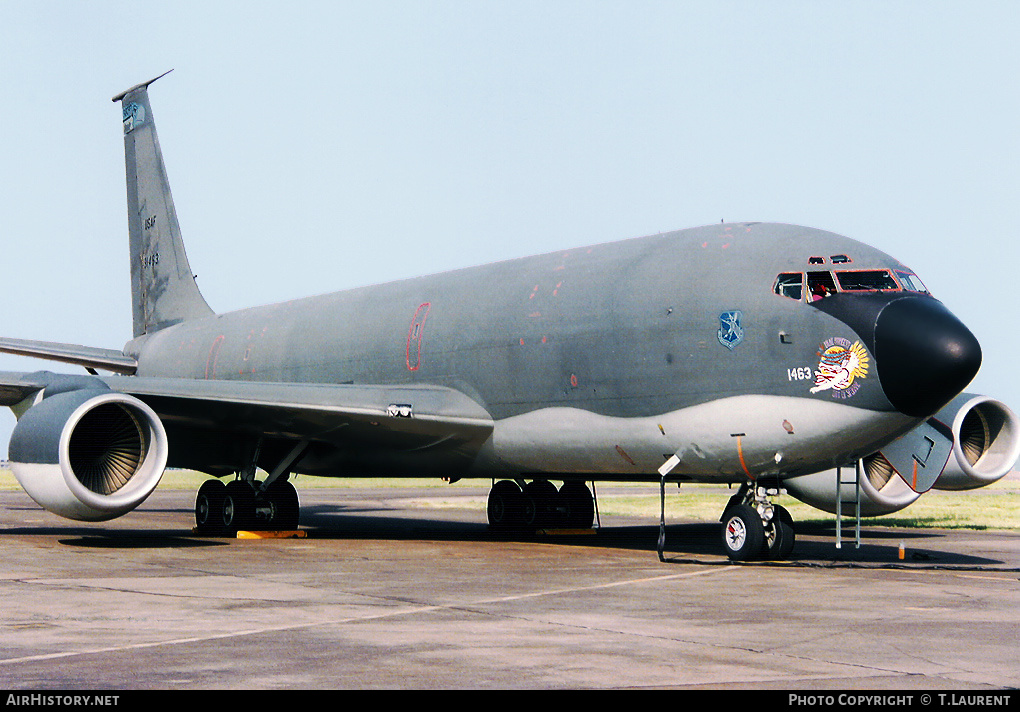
835,461,862,550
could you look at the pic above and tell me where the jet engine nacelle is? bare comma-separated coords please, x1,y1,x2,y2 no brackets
8,386,168,521
782,393,1019,516
781,452,921,517
931,394,1019,491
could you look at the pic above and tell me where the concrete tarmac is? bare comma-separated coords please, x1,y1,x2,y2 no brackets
0,484,1018,690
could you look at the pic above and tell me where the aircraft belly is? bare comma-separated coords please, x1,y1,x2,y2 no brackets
486,395,916,481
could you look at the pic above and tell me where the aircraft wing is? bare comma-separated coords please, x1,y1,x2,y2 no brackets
0,370,495,479
103,374,494,441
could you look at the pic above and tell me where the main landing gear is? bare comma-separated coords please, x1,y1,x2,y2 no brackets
720,483,795,561
487,479,596,530
195,438,308,534
195,477,300,534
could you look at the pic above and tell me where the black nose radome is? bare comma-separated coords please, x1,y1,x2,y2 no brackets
874,296,982,418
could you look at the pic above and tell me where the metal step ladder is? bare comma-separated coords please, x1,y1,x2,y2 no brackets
835,461,862,549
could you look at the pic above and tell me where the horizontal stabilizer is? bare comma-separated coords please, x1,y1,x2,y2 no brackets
880,417,954,493
0,338,138,375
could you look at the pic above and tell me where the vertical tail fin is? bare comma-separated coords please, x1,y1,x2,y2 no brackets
113,72,213,337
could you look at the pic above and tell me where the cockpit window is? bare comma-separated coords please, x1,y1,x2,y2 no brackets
830,254,851,264
835,270,899,292
895,270,929,294
808,256,825,265
807,271,837,301
778,267,930,301
773,273,803,300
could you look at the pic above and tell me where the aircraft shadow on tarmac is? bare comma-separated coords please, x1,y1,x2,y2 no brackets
0,500,1009,567
57,535,227,549
294,502,1010,568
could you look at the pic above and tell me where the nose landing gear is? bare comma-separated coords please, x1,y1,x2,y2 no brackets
720,483,795,561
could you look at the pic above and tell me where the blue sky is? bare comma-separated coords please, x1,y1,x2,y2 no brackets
1,1,1017,450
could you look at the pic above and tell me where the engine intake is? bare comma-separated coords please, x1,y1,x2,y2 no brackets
8,388,168,521
781,453,922,517
933,395,1019,490
782,392,1019,515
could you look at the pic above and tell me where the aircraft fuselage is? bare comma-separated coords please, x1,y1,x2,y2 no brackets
1,78,1002,561
124,221,964,483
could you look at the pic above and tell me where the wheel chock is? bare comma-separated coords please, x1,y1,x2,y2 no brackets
235,530,307,539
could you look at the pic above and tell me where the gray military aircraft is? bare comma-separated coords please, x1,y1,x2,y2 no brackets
2,75,1018,561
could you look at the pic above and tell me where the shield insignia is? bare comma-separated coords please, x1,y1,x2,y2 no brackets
717,310,744,350
122,102,145,134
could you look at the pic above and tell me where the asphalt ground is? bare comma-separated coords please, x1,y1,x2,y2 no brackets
0,483,1018,690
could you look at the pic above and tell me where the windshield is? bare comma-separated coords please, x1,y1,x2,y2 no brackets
835,270,899,291
775,267,932,301
895,270,929,293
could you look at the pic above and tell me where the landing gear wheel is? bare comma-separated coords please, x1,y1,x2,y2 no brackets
222,480,255,531
721,504,765,561
195,479,226,533
763,505,795,560
559,482,594,529
266,480,300,530
522,480,560,528
487,480,523,530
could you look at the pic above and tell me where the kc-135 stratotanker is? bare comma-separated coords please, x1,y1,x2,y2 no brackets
2,74,1017,560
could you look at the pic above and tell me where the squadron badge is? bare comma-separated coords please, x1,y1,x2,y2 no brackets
123,102,145,134
717,311,744,350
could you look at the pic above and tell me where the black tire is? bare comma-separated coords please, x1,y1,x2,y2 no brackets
266,480,300,530
487,480,523,529
222,480,255,531
559,482,594,529
721,504,765,561
522,480,560,528
763,518,795,560
764,505,796,560
195,479,226,533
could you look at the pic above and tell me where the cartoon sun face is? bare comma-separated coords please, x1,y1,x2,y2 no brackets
810,340,869,396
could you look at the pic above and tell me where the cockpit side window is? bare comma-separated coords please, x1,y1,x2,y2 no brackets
835,270,899,292
807,271,837,301
895,270,929,294
773,273,804,301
